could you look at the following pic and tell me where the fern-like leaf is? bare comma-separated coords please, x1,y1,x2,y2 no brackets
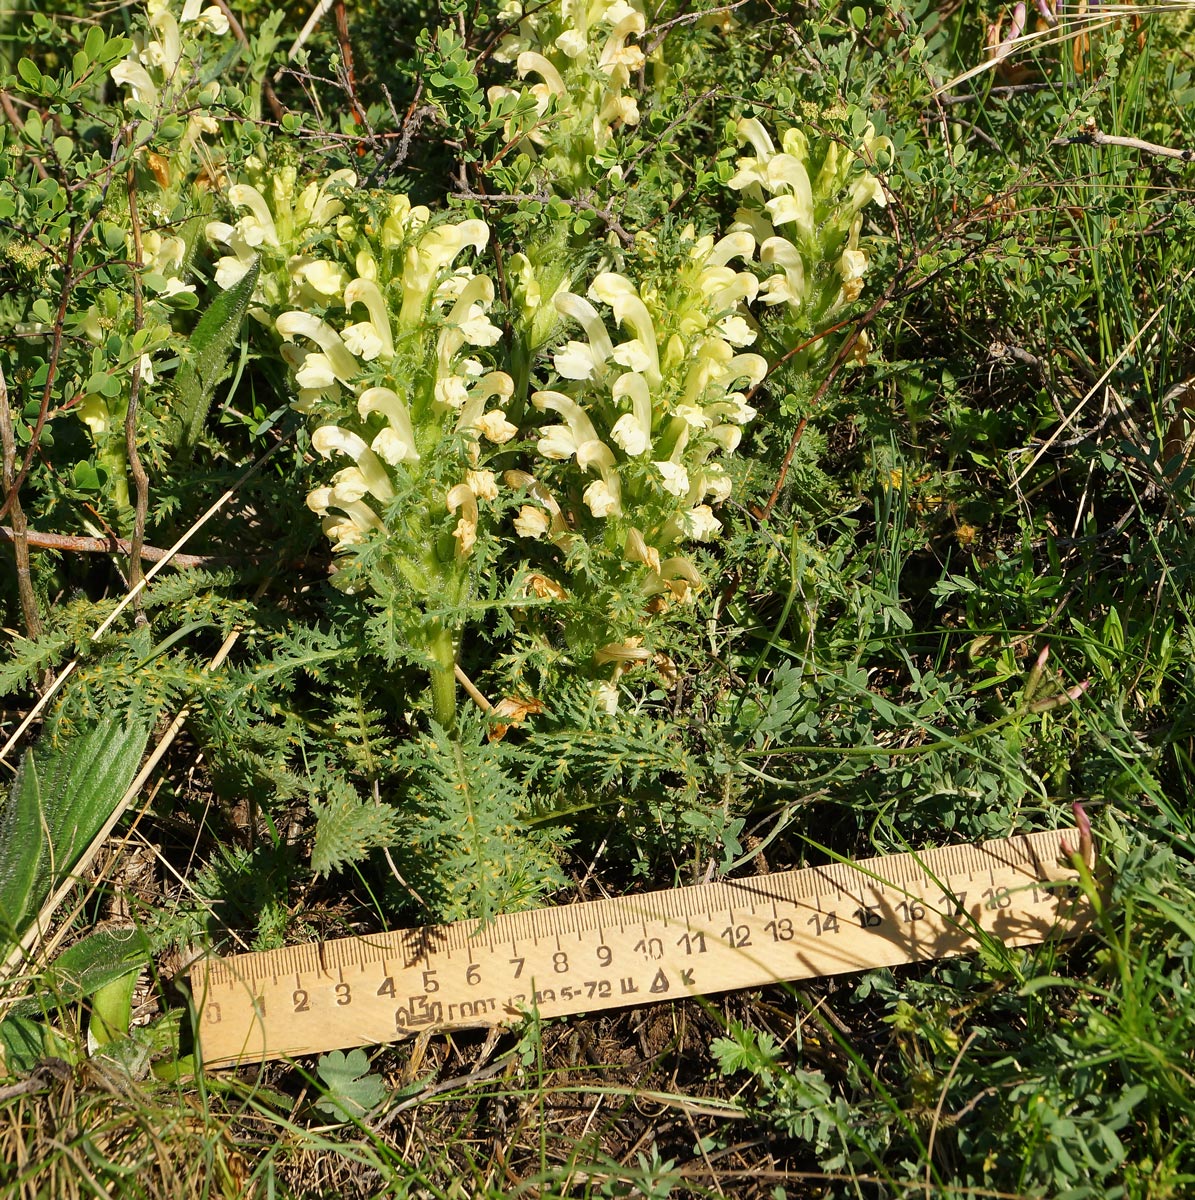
392,719,565,920
174,257,259,458
310,775,401,876
0,629,72,696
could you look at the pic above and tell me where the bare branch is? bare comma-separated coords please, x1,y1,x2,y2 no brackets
1053,124,1194,162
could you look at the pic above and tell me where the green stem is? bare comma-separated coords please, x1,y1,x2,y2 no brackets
428,621,458,732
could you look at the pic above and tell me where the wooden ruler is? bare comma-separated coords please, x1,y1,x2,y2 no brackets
192,828,1093,1067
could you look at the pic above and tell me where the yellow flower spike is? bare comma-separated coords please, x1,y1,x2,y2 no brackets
466,469,499,501
623,527,661,573
610,373,652,456
709,424,743,453
456,371,515,435
554,292,616,376
111,60,159,108
759,236,807,308
295,259,349,298
583,480,619,518
307,485,383,550
294,169,357,229
705,230,757,269
723,352,768,391
702,270,759,311
598,3,645,74
576,440,623,514
475,410,519,444
587,274,661,385
736,117,777,161
141,4,181,72
328,466,371,503
652,460,690,497
680,338,733,405
77,395,111,437
779,126,811,164
837,247,870,308
660,556,703,599
514,505,552,539
532,389,602,448
276,312,360,382
227,184,280,247
398,222,490,327
343,278,395,361
538,424,580,460
595,637,652,666
516,51,568,99
505,470,574,543
677,504,722,541
446,484,479,557
357,387,420,464
443,276,502,357
311,426,396,502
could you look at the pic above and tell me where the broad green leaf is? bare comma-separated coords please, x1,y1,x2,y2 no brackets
174,257,259,458
0,1015,71,1077
83,24,106,61
0,718,149,951
3,927,152,1018
16,58,42,91
0,750,45,941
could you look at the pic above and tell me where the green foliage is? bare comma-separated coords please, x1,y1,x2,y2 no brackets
390,718,566,919
310,775,401,877
2,0,1195,1187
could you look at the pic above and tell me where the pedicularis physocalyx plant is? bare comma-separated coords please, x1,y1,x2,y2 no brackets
210,174,513,728
200,0,892,730
485,0,653,194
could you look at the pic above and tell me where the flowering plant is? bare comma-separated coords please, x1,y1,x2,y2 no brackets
726,116,892,377
486,0,652,193
508,229,765,708
65,0,234,514
207,182,515,728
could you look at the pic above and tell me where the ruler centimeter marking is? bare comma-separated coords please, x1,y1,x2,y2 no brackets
192,828,1094,1067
